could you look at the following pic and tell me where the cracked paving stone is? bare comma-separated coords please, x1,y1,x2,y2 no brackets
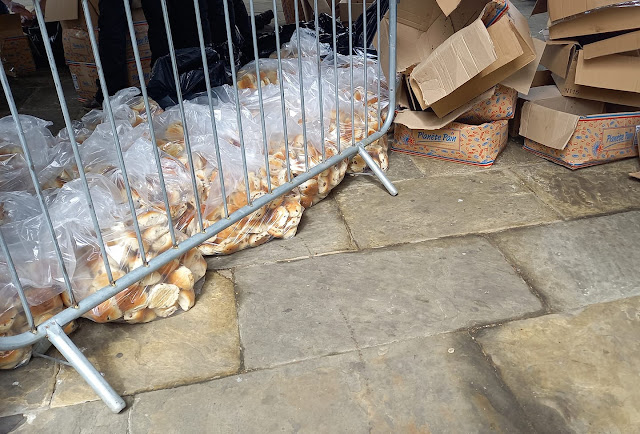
206,198,355,270
492,211,640,310
0,399,131,434
476,296,640,433
334,169,559,249
48,272,240,408
0,358,57,418
234,236,542,370
130,331,533,433
510,158,640,219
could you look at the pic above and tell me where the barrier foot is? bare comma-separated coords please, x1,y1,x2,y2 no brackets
45,322,126,414
358,146,398,196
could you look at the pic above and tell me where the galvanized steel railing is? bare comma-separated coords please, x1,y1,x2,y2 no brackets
0,0,398,413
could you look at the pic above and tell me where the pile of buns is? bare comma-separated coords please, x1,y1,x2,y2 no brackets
0,290,77,370
68,209,207,324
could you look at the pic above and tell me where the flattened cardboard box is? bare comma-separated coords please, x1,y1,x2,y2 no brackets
379,0,539,117
393,120,509,166
547,5,640,40
532,0,629,23
520,96,640,169
0,15,36,77
541,40,640,107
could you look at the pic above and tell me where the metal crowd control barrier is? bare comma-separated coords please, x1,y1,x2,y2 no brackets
0,0,398,413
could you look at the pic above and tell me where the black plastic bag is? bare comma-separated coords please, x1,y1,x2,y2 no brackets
352,0,389,50
147,47,229,109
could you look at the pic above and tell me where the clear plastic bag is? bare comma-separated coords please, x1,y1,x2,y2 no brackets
47,175,207,324
0,115,79,192
0,191,78,370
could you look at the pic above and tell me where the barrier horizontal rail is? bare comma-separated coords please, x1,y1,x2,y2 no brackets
0,0,398,413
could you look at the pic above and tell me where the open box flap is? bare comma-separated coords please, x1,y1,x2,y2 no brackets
395,88,495,130
519,101,581,150
583,29,640,59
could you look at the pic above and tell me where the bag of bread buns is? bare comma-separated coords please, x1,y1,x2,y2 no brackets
81,88,164,132
0,192,79,369
0,115,77,192
47,175,207,324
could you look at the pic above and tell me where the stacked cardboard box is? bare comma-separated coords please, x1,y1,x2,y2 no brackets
0,14,36,77
45,0,152,102
378,0,544,166
516,0,640,169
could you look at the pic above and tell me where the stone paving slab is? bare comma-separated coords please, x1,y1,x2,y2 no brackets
343,150,425,187
476,296,640,433
491,211,640,311
334,169,560,249
129,331,533,433
408,139,549,178
0,399,131,434
510,158,640,219
131,351,369,434
0,358,57,418
207,197,355,270
49,272,240,408
361,332,534,433
235,236,542,369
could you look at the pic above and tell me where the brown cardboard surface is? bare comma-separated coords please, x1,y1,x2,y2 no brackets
583,30,640,59
520,100,582,150
575,50,640,93
395,88,495,130
548,6,640,39
397,0,460,31
547,0,627,22
429,14,537,117
408,19,497,109
501,37,546,94
530,69,554,87
540,40,578,78
0,15,36,77
44,0,78,22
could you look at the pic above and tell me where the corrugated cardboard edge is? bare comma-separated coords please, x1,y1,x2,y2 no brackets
583,30,640,59
519,100,581,150
395,87,496,130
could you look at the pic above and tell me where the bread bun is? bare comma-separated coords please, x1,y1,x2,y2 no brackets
0,308,18,333
116,285,149,313
146,283,180,309
181,249,207,281
178,289,196,311
86,299,123,323
137,210,169,229
153,305,178,318
123,308,157,324
248,232,271,247
0,345,30,370
166,266,195,291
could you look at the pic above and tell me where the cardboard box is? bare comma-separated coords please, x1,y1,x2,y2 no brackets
67,57,151,102
630,126,640,179
532,0,628,23
547,6,640,40
379,0,540,118
0,15,36,77
520,96,640,169
392,119,509,166
338,0,372,23
458,84,518,124
509,71,555,137
541,42,640,107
